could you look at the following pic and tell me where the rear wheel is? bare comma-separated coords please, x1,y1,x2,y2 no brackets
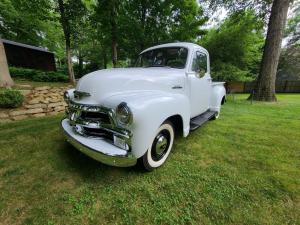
141,121,174,171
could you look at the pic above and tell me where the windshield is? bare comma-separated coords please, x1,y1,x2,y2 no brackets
134,47,188,69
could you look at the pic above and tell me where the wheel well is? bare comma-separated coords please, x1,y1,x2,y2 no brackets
165,115,183,137
221,96,226,105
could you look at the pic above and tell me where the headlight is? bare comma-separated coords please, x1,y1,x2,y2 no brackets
116,102,132,125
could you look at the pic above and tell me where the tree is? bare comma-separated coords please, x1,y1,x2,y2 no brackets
277,1,300,81
251,0,291,101
204,0,273,21
200,11,264,81
56,0,86,84
94,0,119,68
0,0,52,46
0,40,14,87
203,0,292,101
277,45,300,80
285,0,300,46
118,0,207,61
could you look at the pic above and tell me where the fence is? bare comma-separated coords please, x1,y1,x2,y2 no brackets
226,81,300,93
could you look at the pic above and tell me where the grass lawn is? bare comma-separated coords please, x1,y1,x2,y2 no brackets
0,94,299,225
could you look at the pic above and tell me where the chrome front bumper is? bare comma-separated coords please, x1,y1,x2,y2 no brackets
61,119,137,167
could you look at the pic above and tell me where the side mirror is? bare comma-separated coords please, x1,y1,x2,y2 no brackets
198,70,206,77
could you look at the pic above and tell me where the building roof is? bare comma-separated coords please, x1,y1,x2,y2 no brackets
1,39,52,53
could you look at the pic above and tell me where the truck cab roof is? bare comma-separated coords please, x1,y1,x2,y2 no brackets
140,42,208,55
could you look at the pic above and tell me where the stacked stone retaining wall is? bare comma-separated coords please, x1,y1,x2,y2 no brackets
0,85,72,122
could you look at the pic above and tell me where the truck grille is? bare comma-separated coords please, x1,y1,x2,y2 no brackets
83,127,114,141
80,111,111,124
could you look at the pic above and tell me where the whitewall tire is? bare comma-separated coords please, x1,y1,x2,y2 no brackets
141,121,174,171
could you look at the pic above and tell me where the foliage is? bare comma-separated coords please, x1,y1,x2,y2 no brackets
279,2,300,81
211,63,252,81
203,0,273,21
0,89,24,108
0,0,67,64
285,1,300,46
9,67,68,82
0,0,52,45
200,11,265,81
0,0,294,84
90,0,208,66
0,94,299,223
119,0,207,60
278,45,300,80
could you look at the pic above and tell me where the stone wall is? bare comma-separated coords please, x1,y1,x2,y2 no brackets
0,85,72,122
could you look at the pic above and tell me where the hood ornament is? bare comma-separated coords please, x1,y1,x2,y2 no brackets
74,90,91,100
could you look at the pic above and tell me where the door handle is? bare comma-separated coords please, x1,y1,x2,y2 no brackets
172,85,183,89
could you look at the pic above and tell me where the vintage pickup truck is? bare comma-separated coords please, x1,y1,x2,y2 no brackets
61,42,226,171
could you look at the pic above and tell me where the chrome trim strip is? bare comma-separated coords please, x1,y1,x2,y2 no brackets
61,119,137,167
65,100,133,149
72,118,131,139
67,100,131,134
74,90,91,99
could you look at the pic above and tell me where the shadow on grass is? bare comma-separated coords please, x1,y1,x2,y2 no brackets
55,141,146,182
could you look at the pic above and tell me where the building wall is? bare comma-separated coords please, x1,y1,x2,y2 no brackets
3,42,56,71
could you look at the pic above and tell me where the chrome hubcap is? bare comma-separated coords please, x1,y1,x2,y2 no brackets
155,134,168,155
151,129,171,162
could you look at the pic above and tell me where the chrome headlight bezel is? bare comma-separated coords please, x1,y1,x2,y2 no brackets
116,102,133,126
64,91,70,103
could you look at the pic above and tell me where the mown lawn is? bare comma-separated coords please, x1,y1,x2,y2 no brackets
0,94,299,225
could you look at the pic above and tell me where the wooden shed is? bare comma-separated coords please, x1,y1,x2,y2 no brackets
1,39,56,71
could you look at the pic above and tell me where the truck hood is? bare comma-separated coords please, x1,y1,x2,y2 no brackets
74,67,185,105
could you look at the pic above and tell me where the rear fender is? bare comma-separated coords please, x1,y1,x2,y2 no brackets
210,83,226,112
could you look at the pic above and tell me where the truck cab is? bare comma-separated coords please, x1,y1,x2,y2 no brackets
61,42,226,171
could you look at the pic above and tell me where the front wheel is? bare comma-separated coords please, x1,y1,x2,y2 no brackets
141,121,174,171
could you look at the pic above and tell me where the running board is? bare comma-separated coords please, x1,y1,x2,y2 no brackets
190,110,217,131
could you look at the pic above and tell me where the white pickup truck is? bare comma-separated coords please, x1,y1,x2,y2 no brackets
61,42,226,171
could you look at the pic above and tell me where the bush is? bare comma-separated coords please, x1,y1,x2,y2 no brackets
9,67,69,82
211,62,255,82
0,89,24,108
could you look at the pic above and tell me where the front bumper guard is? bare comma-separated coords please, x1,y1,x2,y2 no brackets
61,119,137,167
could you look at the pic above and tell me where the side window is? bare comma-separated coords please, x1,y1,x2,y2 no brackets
192,51,208,77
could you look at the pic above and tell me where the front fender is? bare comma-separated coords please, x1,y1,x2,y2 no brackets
103,90,190,158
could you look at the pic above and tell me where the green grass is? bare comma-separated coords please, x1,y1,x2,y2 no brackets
0,94,299,225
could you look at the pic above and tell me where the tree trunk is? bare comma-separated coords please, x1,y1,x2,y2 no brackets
0,41,14,88
139,2,146,52
103,48,107,69
78,51,83,77
66,38,75,84
111,1,118,68
58,0,75,84
112,40,117,68
250,0,290,101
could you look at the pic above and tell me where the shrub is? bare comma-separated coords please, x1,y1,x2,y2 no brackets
0,89,24,108
211,62,255,82
9,67,69,82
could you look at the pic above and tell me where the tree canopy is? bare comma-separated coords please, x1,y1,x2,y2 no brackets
200,10,264,81
0,0,297,86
